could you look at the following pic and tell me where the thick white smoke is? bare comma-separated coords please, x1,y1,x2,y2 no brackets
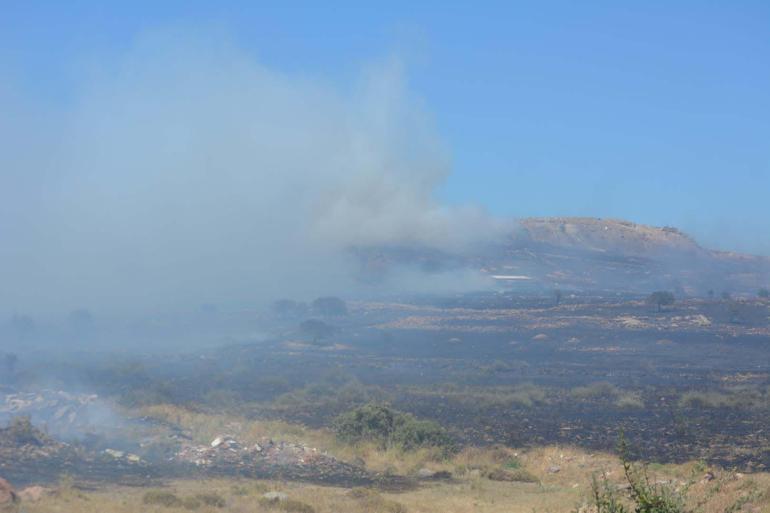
0,28,505,314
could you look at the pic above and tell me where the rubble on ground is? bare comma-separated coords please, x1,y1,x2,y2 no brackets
175,435,375,485
0,390,102,436
17,485,54,503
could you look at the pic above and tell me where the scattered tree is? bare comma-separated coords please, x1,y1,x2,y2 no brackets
299,319,336,345
721,291,732,301
759,288,770,299
272,299,309,318
312,296,348,317
199,303,218,315
9,314,35,339
726,300,748,324
707,289,714,300
646,291,675,312
553,289,563,306
68,309,93,329
3,353,17,374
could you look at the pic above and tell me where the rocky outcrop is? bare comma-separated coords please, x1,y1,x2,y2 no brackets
0,477,17,506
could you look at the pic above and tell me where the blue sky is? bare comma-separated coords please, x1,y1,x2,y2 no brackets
2,1,769,254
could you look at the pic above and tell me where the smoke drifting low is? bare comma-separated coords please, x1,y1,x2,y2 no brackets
0,29,505,315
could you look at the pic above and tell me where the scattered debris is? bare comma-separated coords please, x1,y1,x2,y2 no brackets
174,436,375,486
416,468,436,478
0,390,107,438
262,491,288,502
17,485,54,503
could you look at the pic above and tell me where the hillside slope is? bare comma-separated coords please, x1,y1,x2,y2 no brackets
356,217,770,295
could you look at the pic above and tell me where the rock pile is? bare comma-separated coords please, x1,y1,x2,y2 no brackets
176,435,373,486
0,390,100,435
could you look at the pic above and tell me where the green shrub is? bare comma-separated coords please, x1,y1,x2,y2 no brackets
4,416,44,445
181,497,201,510
390,417,453,452
195,492,225,508
143,490,182,508
333,403,454,454
585,436,687,513
258,497,316,513
484,467,539,483
570,382,619,400
334,403,398,444
348,488,407,513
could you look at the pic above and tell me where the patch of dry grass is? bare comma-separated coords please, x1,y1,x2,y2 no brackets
14,449,770,513
86,407,770,513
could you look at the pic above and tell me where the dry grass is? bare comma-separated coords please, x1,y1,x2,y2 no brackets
136,404,448,475
12,443,770,513
28,406,751,512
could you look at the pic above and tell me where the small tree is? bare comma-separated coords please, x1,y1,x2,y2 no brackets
299,319,336,345
759,288,770,299
312,296,348,317
553,289,563,306
9,314,35,340
646,291,675,312
3,353,17,374
272,299,308,318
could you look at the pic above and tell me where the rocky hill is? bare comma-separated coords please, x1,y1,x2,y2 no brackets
512,217,705,257
357,217,770,296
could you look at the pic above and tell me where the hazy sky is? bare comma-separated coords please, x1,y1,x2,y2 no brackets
1,2,769,313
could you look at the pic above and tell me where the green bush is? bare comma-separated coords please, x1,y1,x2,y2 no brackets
484,467,539,483
258,497,316,513
348,488,407,513
585,436,687,513
390,417,453,452
181,497,201,510
195,492,226,508
334,403,397,444
4,416,44,445
143,490,182,508
570,382,619,400
333,403,454,454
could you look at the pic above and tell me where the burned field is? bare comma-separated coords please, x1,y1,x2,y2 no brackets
2,292,770,488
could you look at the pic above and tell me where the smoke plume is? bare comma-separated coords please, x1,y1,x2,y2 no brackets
0,28,504,315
